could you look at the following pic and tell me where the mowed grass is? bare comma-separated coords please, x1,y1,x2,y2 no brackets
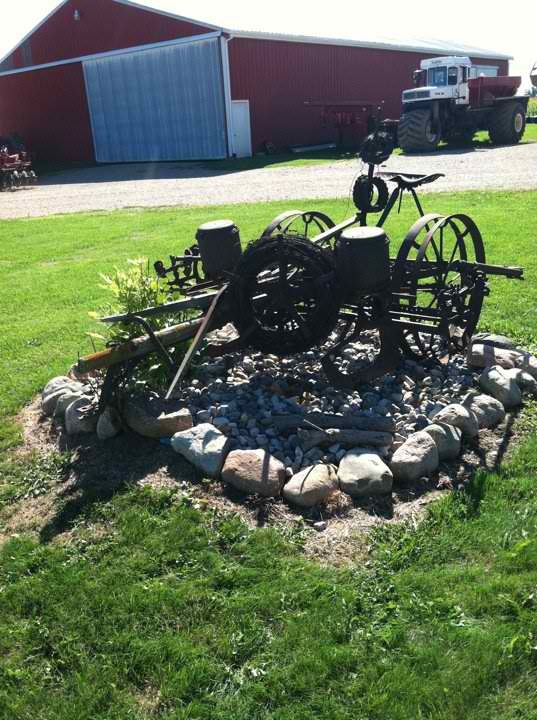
2,437,537,718
1,191,537,718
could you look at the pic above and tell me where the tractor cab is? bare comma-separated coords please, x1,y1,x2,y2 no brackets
403,56,474,106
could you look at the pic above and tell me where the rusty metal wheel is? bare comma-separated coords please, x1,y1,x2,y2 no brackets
392,213,486,361
230,234,339,355
261,210,336,246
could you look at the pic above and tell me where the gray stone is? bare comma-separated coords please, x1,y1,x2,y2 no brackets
283,464,339,508
53,391,86,419
196,409,211,423
171,423,230,478
503,368,537,396
97,407,122,441
478,366,522,409
431,404,479,438
423,423,462,461
471,333,520,350
65,397,98,436
42,376,78,399
313,521,328,532
390,431,439,482
470,345,537,380
42,388,72,417
221,449,286,497
124,400,193,439
338,449,393,497
462,393,506,429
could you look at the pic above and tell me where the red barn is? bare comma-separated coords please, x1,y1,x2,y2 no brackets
0,0,510,162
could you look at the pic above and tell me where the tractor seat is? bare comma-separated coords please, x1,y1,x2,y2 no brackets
377,171,445,189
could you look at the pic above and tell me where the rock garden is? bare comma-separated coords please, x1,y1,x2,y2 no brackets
35,327,537,544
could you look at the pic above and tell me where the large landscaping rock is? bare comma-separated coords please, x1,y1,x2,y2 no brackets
54,391,86,420
171,423,229,478
42,377,85,417
423,423,462,461
431,403,479,438
124,398,193,439
42,376,81,399
97,407,123,441
462,393,506,429
222,449,286,497
65,397,98,436
469,344,537,380
503,368,537,396
283,464,339,507
390,431,439,482
42,388,72,417
470,333,520,351
479,366,522,409
338,449,393,497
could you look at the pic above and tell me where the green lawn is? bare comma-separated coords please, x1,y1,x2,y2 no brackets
1,191,537,718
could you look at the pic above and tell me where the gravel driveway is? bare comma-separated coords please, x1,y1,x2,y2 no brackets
1,142,536,219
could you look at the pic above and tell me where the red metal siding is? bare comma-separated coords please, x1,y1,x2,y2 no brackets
229,38,509,152
4,0,214,70
0,63,94,162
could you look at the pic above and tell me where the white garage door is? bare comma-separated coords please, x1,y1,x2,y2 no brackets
83,36,228,163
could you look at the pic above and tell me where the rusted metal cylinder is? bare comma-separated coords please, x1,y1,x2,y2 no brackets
196,219,242,279
336,226,390,295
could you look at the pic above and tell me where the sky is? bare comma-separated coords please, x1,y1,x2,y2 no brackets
3,0,536,90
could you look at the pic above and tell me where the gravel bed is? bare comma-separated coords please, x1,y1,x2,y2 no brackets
1,142,536,220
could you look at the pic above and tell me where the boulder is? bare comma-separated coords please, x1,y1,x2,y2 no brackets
42,376,79,399
423,423,462,461
124,399,193,439
471,333,520,351
390,431,439,482
338,449,393,497
65,397,98,436
42,388,72,417
171,423,229,478
97,407,123,441
283,464,339,507
431,404,479,438
462,393,506,429
222,449,286,497
54,391,86,420
469,344,537,380
503,368,537,396
478,366,522,409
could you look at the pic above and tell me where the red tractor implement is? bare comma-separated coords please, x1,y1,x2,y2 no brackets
0,136,37,191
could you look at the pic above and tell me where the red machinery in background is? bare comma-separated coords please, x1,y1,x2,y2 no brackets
0,135,37,191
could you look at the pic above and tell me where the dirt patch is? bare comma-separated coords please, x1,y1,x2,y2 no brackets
0,396,523,565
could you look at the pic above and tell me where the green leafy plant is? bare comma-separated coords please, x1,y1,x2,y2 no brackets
89,258,170,345
88,258,191,391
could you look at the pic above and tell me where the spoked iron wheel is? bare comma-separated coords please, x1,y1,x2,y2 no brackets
392,213,486,361
261,210,336,247
230,235,339,355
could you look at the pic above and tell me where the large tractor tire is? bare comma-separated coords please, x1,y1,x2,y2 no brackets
488,102,526,145
398,108,441,153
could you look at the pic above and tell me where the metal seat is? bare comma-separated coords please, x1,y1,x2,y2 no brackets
377,171,445,189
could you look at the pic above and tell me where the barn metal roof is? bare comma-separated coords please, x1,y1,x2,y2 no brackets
117,0,512,60
0,0,512,69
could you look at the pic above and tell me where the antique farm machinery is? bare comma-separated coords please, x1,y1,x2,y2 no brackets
0,136,37,190
78,131,523,400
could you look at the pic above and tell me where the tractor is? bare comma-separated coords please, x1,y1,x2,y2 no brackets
398,56,528,152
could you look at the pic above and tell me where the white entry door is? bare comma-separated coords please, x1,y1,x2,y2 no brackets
231,100,252,158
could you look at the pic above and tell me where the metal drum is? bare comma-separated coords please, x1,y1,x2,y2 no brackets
196,219,242,279
336,226,390,296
